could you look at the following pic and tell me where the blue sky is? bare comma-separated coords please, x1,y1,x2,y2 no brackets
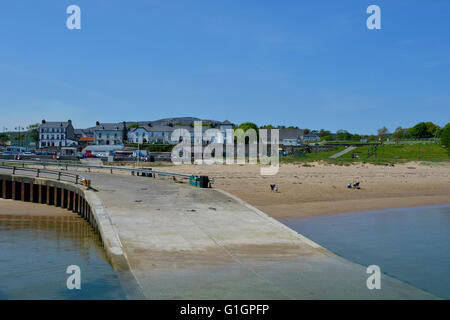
0,0,449,134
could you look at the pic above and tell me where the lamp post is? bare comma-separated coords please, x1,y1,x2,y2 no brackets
137,140,140,167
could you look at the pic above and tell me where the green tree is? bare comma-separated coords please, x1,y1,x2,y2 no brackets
27,123,40,143
392,126,404,142
336,129,351,141
127,123,139,130
440,123,450,151
261,124,276,129
409,122,432,139
0,133,9,144
377,126,389,141
234,122,259,143
318,129,331,137
424,122,440,137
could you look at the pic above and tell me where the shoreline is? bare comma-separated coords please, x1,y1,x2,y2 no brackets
2,193,448,220
251,194,450,220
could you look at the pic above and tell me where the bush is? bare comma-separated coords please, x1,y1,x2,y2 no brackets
440,124,450,152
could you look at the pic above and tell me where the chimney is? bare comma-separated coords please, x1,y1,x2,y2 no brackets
68,119,72,125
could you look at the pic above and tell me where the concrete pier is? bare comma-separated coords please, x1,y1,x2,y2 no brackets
0,169,439,299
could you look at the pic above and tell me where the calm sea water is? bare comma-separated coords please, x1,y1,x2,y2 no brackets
280,205,450,299
0,214,126,300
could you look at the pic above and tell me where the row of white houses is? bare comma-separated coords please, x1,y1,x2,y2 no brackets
127,122,234,145
38,119,235,149
38,118,320,149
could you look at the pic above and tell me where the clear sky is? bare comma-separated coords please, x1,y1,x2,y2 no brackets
0,0,449,134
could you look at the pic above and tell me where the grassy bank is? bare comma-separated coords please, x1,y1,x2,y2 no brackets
281,143,449,165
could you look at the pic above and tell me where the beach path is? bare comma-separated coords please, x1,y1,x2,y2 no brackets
329,146,357,159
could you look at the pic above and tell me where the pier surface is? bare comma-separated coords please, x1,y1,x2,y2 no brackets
0,167,439,299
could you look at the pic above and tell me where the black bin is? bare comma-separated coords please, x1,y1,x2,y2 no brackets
199,176,210,188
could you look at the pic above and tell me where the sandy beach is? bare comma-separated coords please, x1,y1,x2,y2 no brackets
167,161,450,219
2,161,449,220
0,198,74,217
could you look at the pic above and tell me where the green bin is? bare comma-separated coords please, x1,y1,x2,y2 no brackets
189,176,200,187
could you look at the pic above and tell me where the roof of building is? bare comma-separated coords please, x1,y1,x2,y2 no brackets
95,122,125,131
279,128,304,140
39,121,71,128
303,132,320,137
129,124,216,133
126,118,234,127
79,137,94,142
74,128,94,137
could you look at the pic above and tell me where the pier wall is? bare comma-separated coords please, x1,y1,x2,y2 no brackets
0,173,140,298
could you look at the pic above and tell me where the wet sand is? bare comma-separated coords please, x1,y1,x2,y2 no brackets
0,198,75,217
165,162,450,219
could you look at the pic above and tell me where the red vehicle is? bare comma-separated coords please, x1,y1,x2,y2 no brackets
83,150,97,158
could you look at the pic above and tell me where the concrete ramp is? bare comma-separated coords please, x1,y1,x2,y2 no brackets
330,146,357,159
82,172,437,299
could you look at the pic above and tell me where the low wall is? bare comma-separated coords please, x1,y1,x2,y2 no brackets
0,155,79,161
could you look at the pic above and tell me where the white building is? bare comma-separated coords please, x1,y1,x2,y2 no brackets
94,121,127,145
127,121,235,145
303,132,321,142
279,129,304,146
38,120,77,149
128,124,179,144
